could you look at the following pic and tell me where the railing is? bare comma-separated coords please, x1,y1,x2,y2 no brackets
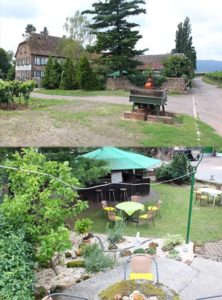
196,295,222,300
43,294,88,299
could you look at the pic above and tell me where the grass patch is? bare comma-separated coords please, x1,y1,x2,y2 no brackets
202,76,222,88
34,88,129,97
29,98,71,110
75,184,222,242
1,98,222,146
118,115,222,147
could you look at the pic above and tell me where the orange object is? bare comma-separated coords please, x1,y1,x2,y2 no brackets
144,78,154,89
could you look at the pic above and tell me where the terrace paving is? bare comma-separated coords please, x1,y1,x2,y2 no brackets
57,257,222,300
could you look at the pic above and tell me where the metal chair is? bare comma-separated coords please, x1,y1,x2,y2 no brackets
124,254,159,283
42,293,88,299
101,200,116,213
138,210,155,226
107,211,123,222
147,200,162,218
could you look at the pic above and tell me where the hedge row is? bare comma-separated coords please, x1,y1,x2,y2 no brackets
0,80,36,105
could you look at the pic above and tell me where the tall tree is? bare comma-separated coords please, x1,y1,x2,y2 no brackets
60,58,78,90
172,17,197,70
0,148,88,268
77,55,96,90
64,10,93,48
83,0,147,76
0,48,10,79
23,24,36,38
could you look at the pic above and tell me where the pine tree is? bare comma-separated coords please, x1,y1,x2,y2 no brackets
83,0,147,76
172,17,197,70
50,60,62,89
77,55,96,90
42,57,54,89
60,58,78,90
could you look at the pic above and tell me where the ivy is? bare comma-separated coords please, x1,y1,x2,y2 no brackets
0,216,35,299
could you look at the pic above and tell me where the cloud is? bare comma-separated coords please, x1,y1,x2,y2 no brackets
1,0,222,60
1,0,40,19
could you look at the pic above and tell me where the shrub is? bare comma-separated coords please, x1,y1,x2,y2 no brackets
127,72,147,87
133,248,146,254
106,221,125,249
74,218,93,236
162,234,184,252
166,249,180,260
156,153,191,184
146,247,156,255
83,243,113,273
66,260,85,268
0,215,35,299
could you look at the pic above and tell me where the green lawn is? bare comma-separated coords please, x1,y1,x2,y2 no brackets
74,184,222,242
34,88,129,97
1,97,222,146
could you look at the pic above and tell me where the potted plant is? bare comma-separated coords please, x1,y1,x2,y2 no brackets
74,218,93,243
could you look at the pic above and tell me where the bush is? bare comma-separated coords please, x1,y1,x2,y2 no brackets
83,243,113,273
0,215,34,300
66,260,85,268
74,218,93,236
164,234,183,251
0,80,35,105
127,72,147,87
133,248,146,254
106,221,125,249
156,153,191,184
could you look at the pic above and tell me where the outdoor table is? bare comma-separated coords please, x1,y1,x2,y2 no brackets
115,201,144,222
198,188,222,206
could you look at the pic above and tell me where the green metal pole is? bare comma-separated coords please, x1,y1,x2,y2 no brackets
186,170,195,244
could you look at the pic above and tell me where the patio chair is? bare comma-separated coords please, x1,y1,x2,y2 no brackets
101,200,116,213
42,293,88,299
124,254,159,283
147,200,162,218
107,211,123,222
138,211,155,226
195,192,209,206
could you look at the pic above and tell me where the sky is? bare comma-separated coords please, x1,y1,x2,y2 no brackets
1,0,222,61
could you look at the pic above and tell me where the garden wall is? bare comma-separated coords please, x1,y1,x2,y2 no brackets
106,78,138,90
161,77,187,93
106,77,187,93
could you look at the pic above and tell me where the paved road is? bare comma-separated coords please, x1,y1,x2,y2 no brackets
57,257,222,300
32,77,222,137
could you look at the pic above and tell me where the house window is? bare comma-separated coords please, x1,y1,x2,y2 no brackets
34,71,42,78
41,71,44,78
34,57,41,65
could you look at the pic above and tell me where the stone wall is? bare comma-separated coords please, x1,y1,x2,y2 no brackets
106,78,138,90
161,77,187,93
106,77,187,93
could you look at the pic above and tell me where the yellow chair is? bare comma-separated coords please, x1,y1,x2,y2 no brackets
101,200,115,213
107,211,122,222
147,200,161,218
124,254,159,283
138,211,155,226
195,192,208,205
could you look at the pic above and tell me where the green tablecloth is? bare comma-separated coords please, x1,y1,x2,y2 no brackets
115,201,144,216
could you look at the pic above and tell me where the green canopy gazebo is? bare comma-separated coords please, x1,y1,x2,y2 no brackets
80,147,161,171
79,147,161,201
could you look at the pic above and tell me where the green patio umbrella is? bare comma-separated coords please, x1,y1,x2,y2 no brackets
80,147,161,170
